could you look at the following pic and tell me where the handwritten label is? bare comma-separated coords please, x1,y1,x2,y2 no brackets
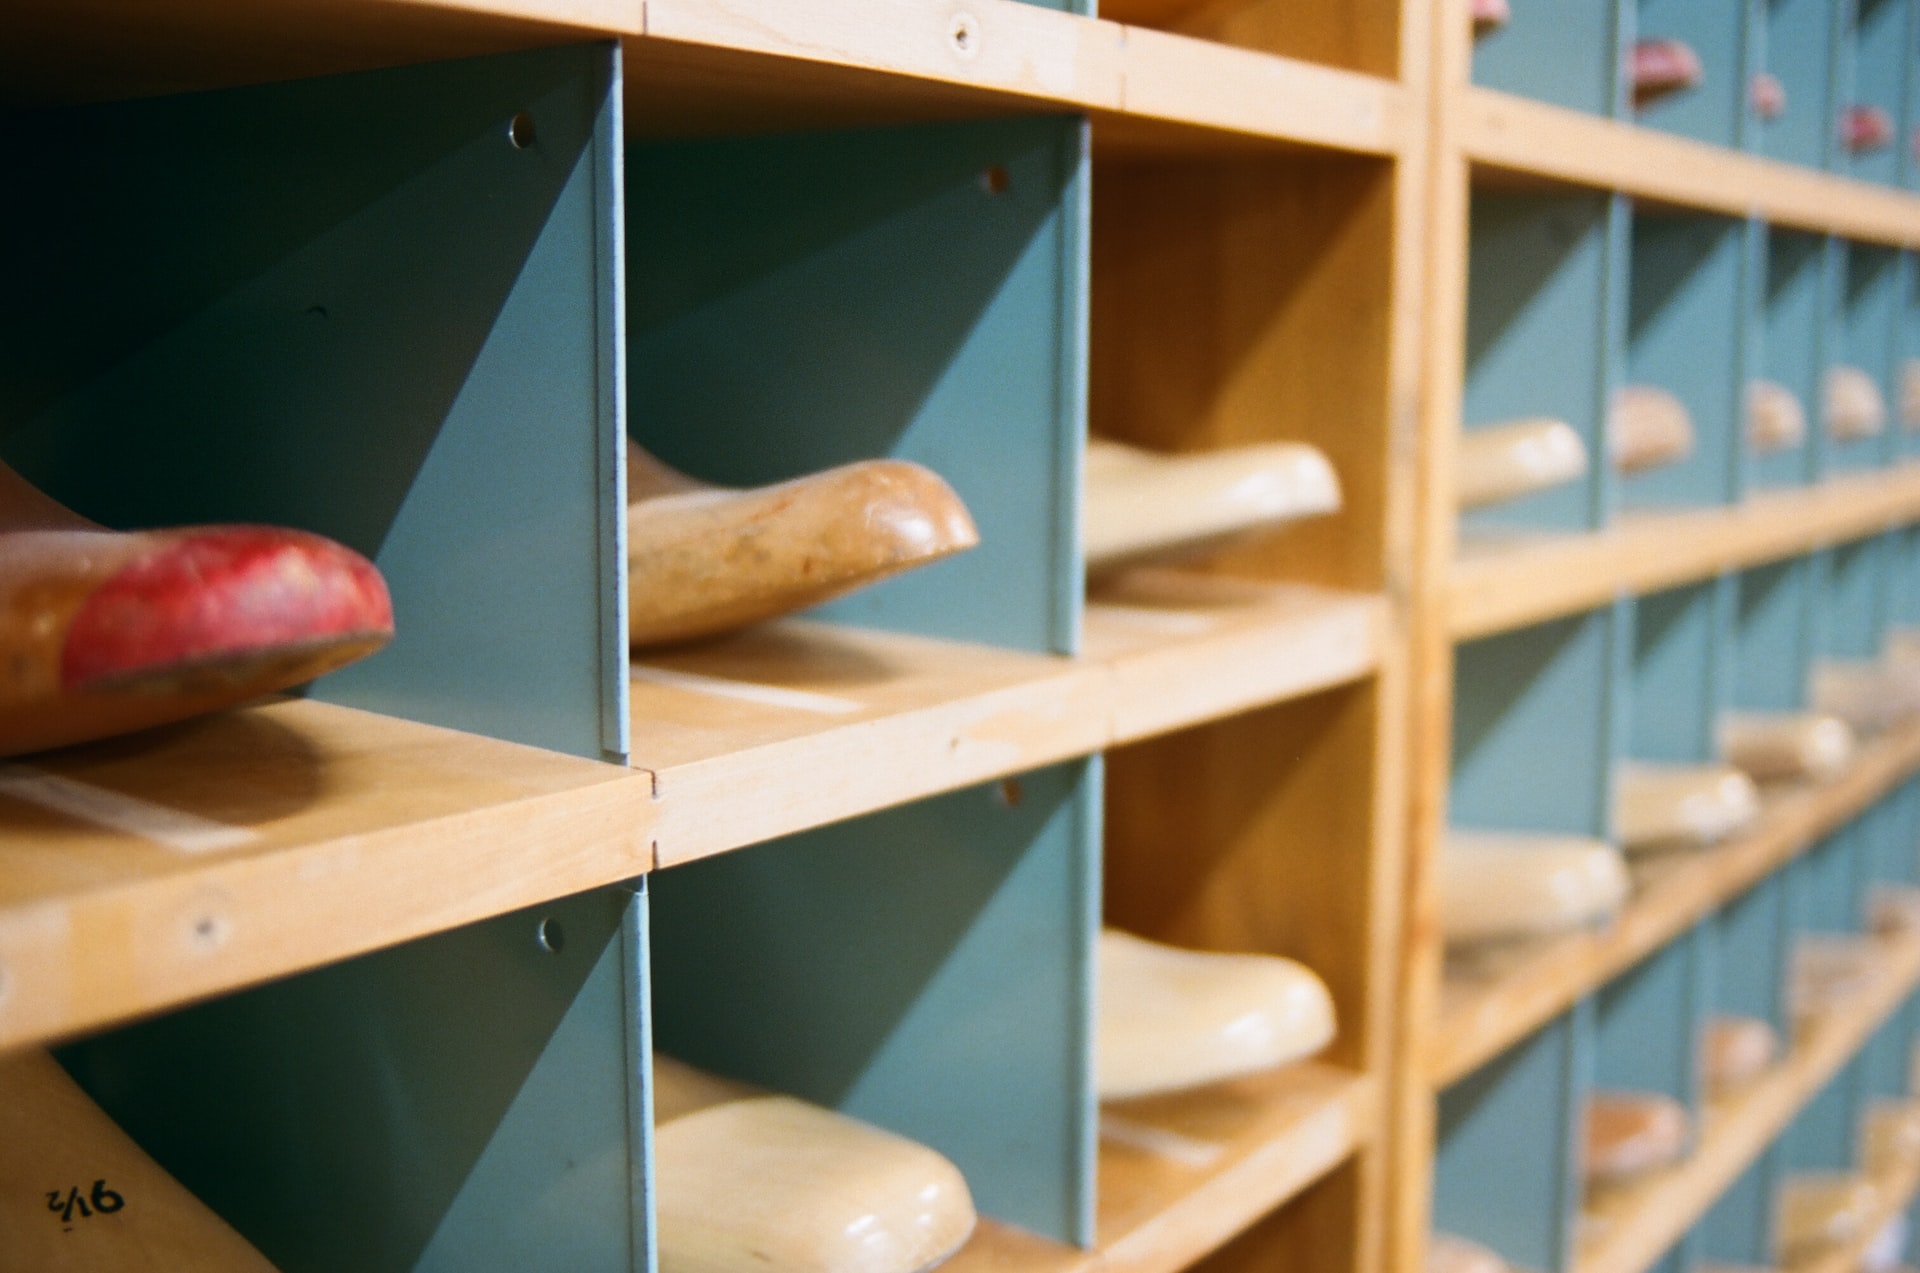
46,1180,124,1230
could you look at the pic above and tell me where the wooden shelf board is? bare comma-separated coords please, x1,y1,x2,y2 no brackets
1449,465,1920,641
1,0,1408,157
0,698,652,1054
635,572,1385,869
1461,88,1920,247
1575,930,1920,1273
1788,1154,1920,1273
946,1063,1379,1273
1432,719,1920,1087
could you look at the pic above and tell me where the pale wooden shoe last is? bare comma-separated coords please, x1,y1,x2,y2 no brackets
1082,438,1341,574
1825,365,1887,441
1718,712,1855,784
1776,1172,1882,1260
0,1049,277,1272
1747,380,1808,453
1440,831,1631,945
1427,1233,1509,1273
1610,386,1695,474
1809,659,1920,733
1456,418,1590,510
1584,1091,1689,1184
1097,929,1336,1101
1789,937,1880,1021
652,1056,976,1273
1863,1099,1920,1172
626,443,979,648
1700,1015,1779,1094
1869,884,1920,936
1614,762,1760,854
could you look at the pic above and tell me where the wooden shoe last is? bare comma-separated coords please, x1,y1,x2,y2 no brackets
1777,1172,1881,1260
1700,1016,1779,1093
0,465,391,757
626,443,978,648
1609,386,1695,474
1097,929,1336,1101
1584,1091,1689,1185
653,1056,976,1273
1614,762,1760,854
1427,1233,1508,1273
1718,712,1856,783
1747,380,1808,453
1082,439,1340,574
1630,39,1704,108
1457,419,1589,510
1825,366,1887,441
0,1049,277,1272
1440,831,1631,945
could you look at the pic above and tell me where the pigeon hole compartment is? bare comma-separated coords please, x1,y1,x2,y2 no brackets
1847,0,1913,185
1733,558,1818,716
1628,580,1732,769
1102,681,1394,1265
1452,609,1622,845
1831,242,1903,475
1434,1007,1594,1273
1092,0,1402,76
1814,536,1892,667
1461,192,1622,536
1756,228,1831,490
1471,0,1624,117
1902,258,1920,457
1633,0,1751,147
1620,212,1748,510
8,42,653,1273
1710,871,1796,1056
1699,1151,1790,1266
1780,829,1872,1175
1090,150,1401,595
1757,0,1847,170
1591,928,1710,1157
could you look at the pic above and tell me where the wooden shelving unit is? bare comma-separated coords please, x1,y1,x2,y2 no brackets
6,0,1920,1272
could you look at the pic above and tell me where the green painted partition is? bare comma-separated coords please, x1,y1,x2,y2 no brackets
8,44,651,1271
1850,0,1912,185
1756,229,1828,489
1630,582,1728,763
1735,559,1817,711
626,114,1098,1245
1760,0,1847,170
1635,0,1752,146
1836,244,1902,473
1472,0,1624,116
1594,930,1707,1114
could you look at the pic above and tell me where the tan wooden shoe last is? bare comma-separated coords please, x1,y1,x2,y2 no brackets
1809,659,1920,733
1584,1091,1689,1185
653,1055,976,1273
1096,929,1336,1101
1747,380,1808,453
1456,418,1590,511
1825,366,1887,441
1609,386,1695,474
1718,712,1856,784
1699,1015,1779,1094
1614,762,1760,854
1439,831,1631,945
1082,438,1341,575
0,1049,277,1272
1863,1099,1920,1172
626,443,979,648
1427,1233,1509,1273
1776,1172,1882,1261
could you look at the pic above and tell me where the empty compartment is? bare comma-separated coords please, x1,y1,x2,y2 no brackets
1699,1150,1788,1266
1471,0,1621,116
1901,258,1920,455
1705,874,1793,1093
651,762,1102,1246
1757,0,1844,169
1756,229,1829,489
1094,0,1400,75
1591,931,1707,1175
1091,152,1397,593
1461,193,1619,534
628,115,1088,656
1435,1009,1592,1273
1629,582,1727,765
1621,213,1746,509
1733,559,1817,713
1633,0,1749,146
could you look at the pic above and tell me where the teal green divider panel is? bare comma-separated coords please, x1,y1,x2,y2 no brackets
1794,826,1867,934
1735,559,1816,710
649,760,1100,1245
1811,237,1851,477
1624,215,1745,507
1630,585,1723,767
1711,873,1793,1034
1594,929,1705,1111
1732,218,1766,497
1761,0,1845,168
1700,1151,1783,1263
1472,0,1622,115
1902,257,1920,455
1757,229,1828,488
1890,527,1920,621
1851,0,1911,184
1452,610,1617,836
1635,0,1748,145
1837,245,1902,472
1435,1007,1592,1273
625,115,1087,657
61,885,652,1272
1464,194,1615,532
0,43,630,762
1818,538,1890,658
1787,1053,1868,1171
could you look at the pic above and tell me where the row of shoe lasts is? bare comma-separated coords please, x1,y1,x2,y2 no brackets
1470,1,1908,156
0,429,1352,1271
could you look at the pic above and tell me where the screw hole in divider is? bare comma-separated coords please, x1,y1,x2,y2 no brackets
508,112,537,149
980,164,1011,196
949,12,980,58
536,916,566,954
